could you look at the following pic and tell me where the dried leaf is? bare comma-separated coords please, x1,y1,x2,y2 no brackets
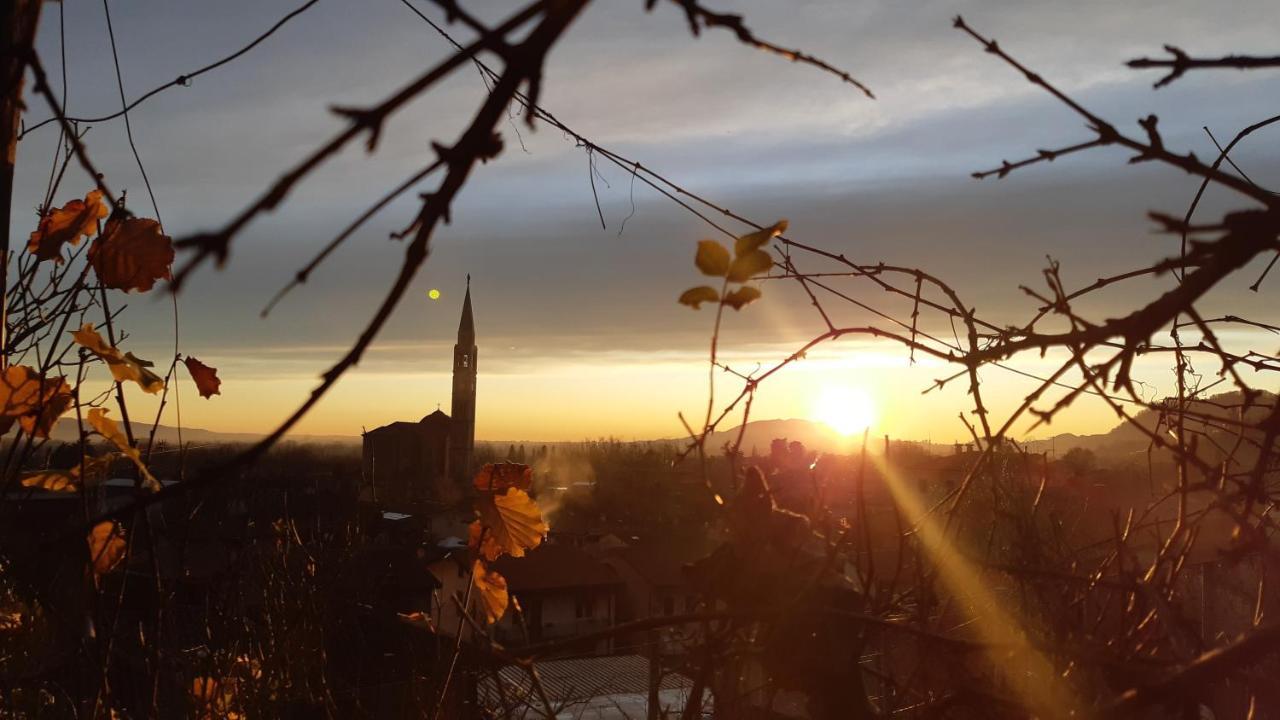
87,408,160,492
90,216,174,292
734,219,788,257
678,286,719,310
0,365,73,438
722,286,762,310
87,521,126,584
183,357,221,399
694,240,731,277
20,468,79,493
727,249,772,283
476,487,547,559
28,189,109,263
71,324,165,394
471,560,509,624
472,462,532,493
469,519,504,562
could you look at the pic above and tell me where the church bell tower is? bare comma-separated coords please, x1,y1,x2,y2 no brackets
450,276,477,483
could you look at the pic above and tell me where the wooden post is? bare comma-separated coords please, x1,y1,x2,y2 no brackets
1,0,43,368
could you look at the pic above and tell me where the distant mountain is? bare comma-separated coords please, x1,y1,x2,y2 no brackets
40,419,358,446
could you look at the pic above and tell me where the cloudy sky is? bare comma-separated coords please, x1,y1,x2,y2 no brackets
12,0,1279,441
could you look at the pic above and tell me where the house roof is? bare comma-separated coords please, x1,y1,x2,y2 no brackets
480,654,691,710
492,542,621,592
607,539,713,588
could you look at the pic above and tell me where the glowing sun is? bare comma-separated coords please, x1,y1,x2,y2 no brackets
814,386,877,436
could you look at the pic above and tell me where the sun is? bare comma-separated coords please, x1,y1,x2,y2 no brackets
814,386,877,436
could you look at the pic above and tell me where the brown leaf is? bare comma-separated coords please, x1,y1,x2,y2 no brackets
468,519,504,562
27,189,109,263
20,468,79,493
475,487,547,559
71,324,165,394
471,560,509,624
0,365,73,438
722,286,762,310
734,219,788,257
88,408,160,492
183,357,221,399
727,249,773,283
87,520,126,584
89,215,174,292
694,240,731,277
678,286,719,310
472,462,532,493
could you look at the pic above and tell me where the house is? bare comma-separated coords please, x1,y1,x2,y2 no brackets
478,654,708,719
490,543,623,653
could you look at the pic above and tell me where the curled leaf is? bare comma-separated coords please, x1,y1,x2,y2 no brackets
727,249,773,283
734,219,788,257
87,408,160,492
28,189,109,263
87,521,127,584
183,357,222,399
678,286,719,310
722,286,762,310
71,324,165,394
20,468,79,493
89,216,174,292
471,560,509,624
476,487,547,559
0,365,73,438
694,240,731,277
473,462,532,493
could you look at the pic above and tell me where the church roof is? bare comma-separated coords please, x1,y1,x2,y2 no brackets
420,409,451,426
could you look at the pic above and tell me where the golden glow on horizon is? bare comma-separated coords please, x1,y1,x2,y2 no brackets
813,385,876,436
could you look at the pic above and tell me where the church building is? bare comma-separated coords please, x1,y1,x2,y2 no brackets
361,279,477,510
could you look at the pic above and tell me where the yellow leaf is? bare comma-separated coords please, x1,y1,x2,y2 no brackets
471,560,509,624
476,487,547,559
27,189,109,263
71,324,165,394
87,408,160,492
678,286,719,310
0,365,73,438
722,286,762,310
89,216,174,293
734,220,787,257
694,240,731,277
727,249,772,283
87,521,126,584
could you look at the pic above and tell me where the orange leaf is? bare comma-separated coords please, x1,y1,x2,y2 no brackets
27,189,109,263
727,249,773,283
472,462,532,493
183,357,221,399
87,521,126,584
475,487,547,559
468,519,504,562
89,216,174,292
71,324,165,394
471,560,509,624
0,365,73,438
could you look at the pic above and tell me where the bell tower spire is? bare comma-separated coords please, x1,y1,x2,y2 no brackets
450,275,477,483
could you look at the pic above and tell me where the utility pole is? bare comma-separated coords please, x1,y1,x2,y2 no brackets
1,0,43,368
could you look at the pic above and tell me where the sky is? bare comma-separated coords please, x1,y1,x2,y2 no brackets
10,0,1280,442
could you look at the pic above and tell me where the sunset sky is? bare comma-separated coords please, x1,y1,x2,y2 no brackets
12,0,1280,442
